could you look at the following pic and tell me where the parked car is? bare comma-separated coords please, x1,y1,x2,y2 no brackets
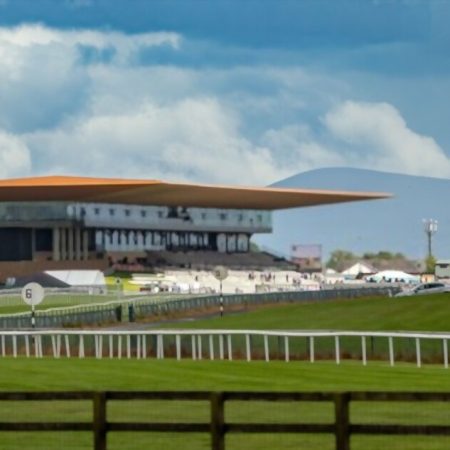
395,282,450,297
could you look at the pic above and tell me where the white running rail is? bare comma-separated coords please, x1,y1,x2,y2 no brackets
0,329,449,368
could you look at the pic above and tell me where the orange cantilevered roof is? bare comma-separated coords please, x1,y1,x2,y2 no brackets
0,175,391,210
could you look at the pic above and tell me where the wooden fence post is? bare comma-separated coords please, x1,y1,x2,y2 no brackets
93,392,107,450
210,392,225,450
334,392,350,450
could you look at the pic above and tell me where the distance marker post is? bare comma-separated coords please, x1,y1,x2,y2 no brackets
21,282,45,330
220,281,223,317
213,266,228,318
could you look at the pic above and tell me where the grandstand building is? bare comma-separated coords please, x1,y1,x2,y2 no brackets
0,175,388,280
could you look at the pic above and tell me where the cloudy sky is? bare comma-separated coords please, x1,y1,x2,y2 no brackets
1,0,450,185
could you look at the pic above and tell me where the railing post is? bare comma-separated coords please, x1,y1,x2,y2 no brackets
198,335,202,360
210,392,225,450
335,336,340,365
93,392,107,450
209,334,214,360
443,339,448,369
65,335,71,358
227,335,232,361
361,336,366,366
219,335,224,360
79,335,85,359
264,334,269,362
334,392,350,450
388,336,394,366
109,335,113,359
176,335,181,360
284,335,290,362
245,334,251,361
415,337,421,368
12,335,17,358
191,335,197,360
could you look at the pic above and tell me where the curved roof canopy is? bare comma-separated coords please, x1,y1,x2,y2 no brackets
0,175,391,210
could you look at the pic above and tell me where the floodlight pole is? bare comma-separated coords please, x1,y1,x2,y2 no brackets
423,219,438,258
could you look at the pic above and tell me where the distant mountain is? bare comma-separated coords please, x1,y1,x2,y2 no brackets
256,168,450,261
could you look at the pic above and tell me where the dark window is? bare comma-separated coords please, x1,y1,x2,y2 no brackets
167,207,178,218
124,209,131,217
80,207,86,217
158,211,163,218
35,228,52,251
219,213,227,220
141,210,146,218
109,208,115,216
0,228,32,261
94,208,100,215
201,212,207,220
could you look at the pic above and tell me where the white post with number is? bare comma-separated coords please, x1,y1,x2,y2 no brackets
21,283,45,329
213,266,228,317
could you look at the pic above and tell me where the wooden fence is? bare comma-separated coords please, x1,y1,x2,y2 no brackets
0,329,449,367
0,391,449,449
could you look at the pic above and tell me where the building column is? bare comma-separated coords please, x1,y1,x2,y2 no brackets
103,230,110,251
129,231,135,251
75,227,81,260
61,228,67,261
95,230,103,252
82,230,89,261
137,231,144,250
52,227,60,261
31,228,36,261
120,231,127,251
68,227,74,261
111,230,119,252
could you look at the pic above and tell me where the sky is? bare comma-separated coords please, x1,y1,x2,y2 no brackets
1,0,450,185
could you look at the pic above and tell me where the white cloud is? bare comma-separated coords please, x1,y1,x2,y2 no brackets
261,124,346,171
0,131,31,177
324,101,450,177
0,24,180,54
0,24,448,185
26,98,290,185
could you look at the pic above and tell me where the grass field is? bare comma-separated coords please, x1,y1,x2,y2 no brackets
0,359,450,449
0,293,120,315
160,293,450,332
152,294,450,363
2,294,450,449
0,292,187,315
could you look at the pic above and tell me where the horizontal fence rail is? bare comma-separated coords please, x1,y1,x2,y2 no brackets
0,329,449,368
0,390,449,450
0,285,397,329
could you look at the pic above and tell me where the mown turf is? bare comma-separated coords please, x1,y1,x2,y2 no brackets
2,294,450,449
1,358,449,391
159,293,450,332
0,292,185,314
0,359,449,450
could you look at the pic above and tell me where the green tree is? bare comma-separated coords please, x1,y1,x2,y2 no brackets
425,254,436,274
326,250,356,270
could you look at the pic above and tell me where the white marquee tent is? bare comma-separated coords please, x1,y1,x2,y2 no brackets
366,270,419,284
45,270,106,287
